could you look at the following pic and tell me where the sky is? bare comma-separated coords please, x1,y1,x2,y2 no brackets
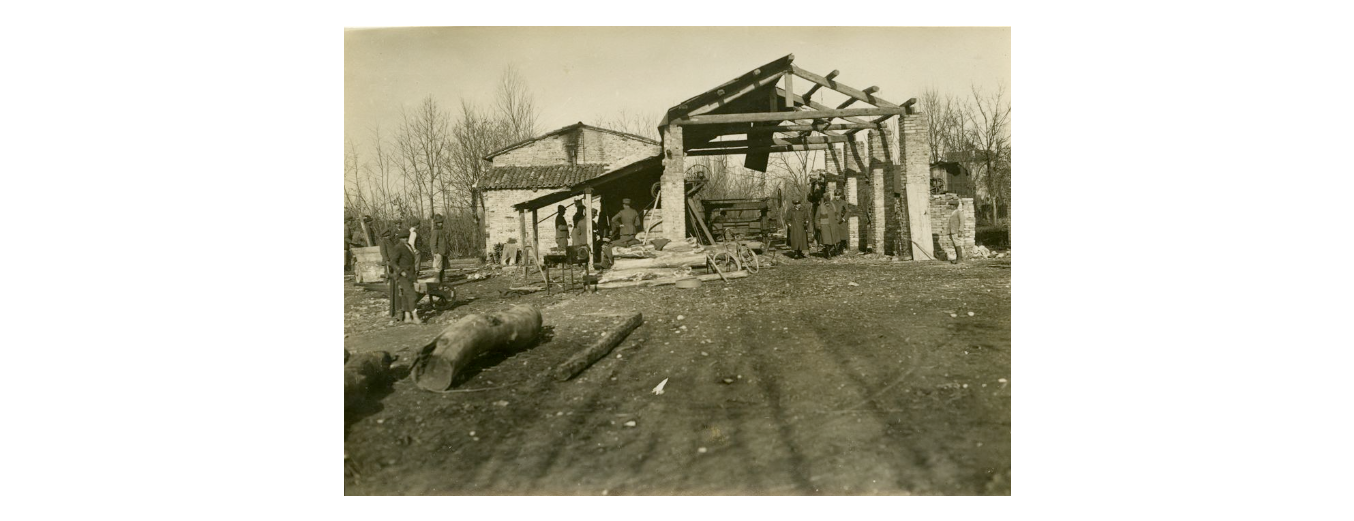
345,26,1009,161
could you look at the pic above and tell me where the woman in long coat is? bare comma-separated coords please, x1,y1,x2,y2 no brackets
786,198,811,258
815,193,842,255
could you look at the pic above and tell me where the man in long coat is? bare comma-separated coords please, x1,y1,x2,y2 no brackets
815,192,842,256
609,198,642,247
831,189,850,255
554,205,570,251
377,228,399,318
786,198,811,258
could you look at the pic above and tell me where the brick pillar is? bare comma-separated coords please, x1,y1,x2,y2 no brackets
901,113,934,260
661,125,686,242
868,127,893,256
845,176,859,251
846,135,871,252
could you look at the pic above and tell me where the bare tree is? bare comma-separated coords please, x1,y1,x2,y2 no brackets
395,96,456,222
965,84,1011,224
497,65,539,142
594,108,662,141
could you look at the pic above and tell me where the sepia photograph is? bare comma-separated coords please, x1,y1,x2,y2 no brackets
343,26,1011,495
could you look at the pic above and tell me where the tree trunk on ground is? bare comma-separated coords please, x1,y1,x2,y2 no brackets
411,304,543,391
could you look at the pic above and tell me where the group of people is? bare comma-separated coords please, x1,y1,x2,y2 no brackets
534,197,642,267
785,188,854,259
345,213,456,325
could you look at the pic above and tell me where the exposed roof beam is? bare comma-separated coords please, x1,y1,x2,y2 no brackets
791,65,899,108
800,69,838,101
672,106,905,126
692,134,852,149
698,122,884,135
687,143,833,157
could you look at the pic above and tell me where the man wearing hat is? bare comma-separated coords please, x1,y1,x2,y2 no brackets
815,191,843,257
609,198,642,247
389,229,423,324
429,214,451,282
377,227,400,318
831,188,850,255
554,204,571,252
786,197,811,258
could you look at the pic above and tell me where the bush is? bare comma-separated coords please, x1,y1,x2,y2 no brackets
975,223,1009,250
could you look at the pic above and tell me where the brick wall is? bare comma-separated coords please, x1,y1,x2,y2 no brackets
483,188,603,258
930,194,976,260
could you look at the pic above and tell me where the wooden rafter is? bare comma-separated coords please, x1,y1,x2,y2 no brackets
691,134,851,149
800,69,838,101
672,106,904,126
791,65,899,108
699,122,884,134
687,143,832,157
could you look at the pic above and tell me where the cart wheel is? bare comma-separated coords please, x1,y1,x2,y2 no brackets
710,252,740,274
738,247,760,274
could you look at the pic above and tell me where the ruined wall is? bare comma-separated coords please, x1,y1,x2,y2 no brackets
869,124,907,257
930,193,976,260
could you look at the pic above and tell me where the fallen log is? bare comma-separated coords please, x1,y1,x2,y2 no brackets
411,304,543,392
610,252,708,270
553,313,644,381
597,267,691,284
595,270,747,289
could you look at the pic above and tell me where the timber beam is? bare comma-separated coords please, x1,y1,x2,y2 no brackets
800,69,838,101
849,98,920,136
700,122,885,135
673,106,904,126
791,65,899,108
687,143,832,157
691,134,851,149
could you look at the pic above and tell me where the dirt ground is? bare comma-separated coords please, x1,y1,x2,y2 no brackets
343,254,1011,495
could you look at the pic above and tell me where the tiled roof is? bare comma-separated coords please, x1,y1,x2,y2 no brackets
480,164,608,190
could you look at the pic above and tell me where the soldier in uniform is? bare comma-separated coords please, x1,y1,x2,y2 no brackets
609,198,642,247
946,200,965,264
831,189,850,255
389,229,423,324
377,228,399,318
554,205,570,251
429,214,451,282
786,198,811,258
815,191,842,257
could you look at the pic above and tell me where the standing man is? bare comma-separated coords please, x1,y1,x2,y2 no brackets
377,227,399,319
815,192,842,257
571,200,588,248
430,214,451,282
786,198,811,259
609,198,642,247
344,214,360,272
554,204,570,251
946,200,965,264
389,230,423,324
831,188,849,255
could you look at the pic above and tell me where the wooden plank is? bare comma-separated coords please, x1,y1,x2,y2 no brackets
801,69,838,101
690,134,851,149
688,143,832,156
699,122,883,134
553,312,644,381
791,65,899,108
681,72,786,118
836,98,858,109
674,106,904,126
784,73,795,108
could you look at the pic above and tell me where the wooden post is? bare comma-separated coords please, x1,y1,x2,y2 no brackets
357,219,372,247
531,208,540,266
584,188,595,272
518,209,528,276
784,73,794,108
